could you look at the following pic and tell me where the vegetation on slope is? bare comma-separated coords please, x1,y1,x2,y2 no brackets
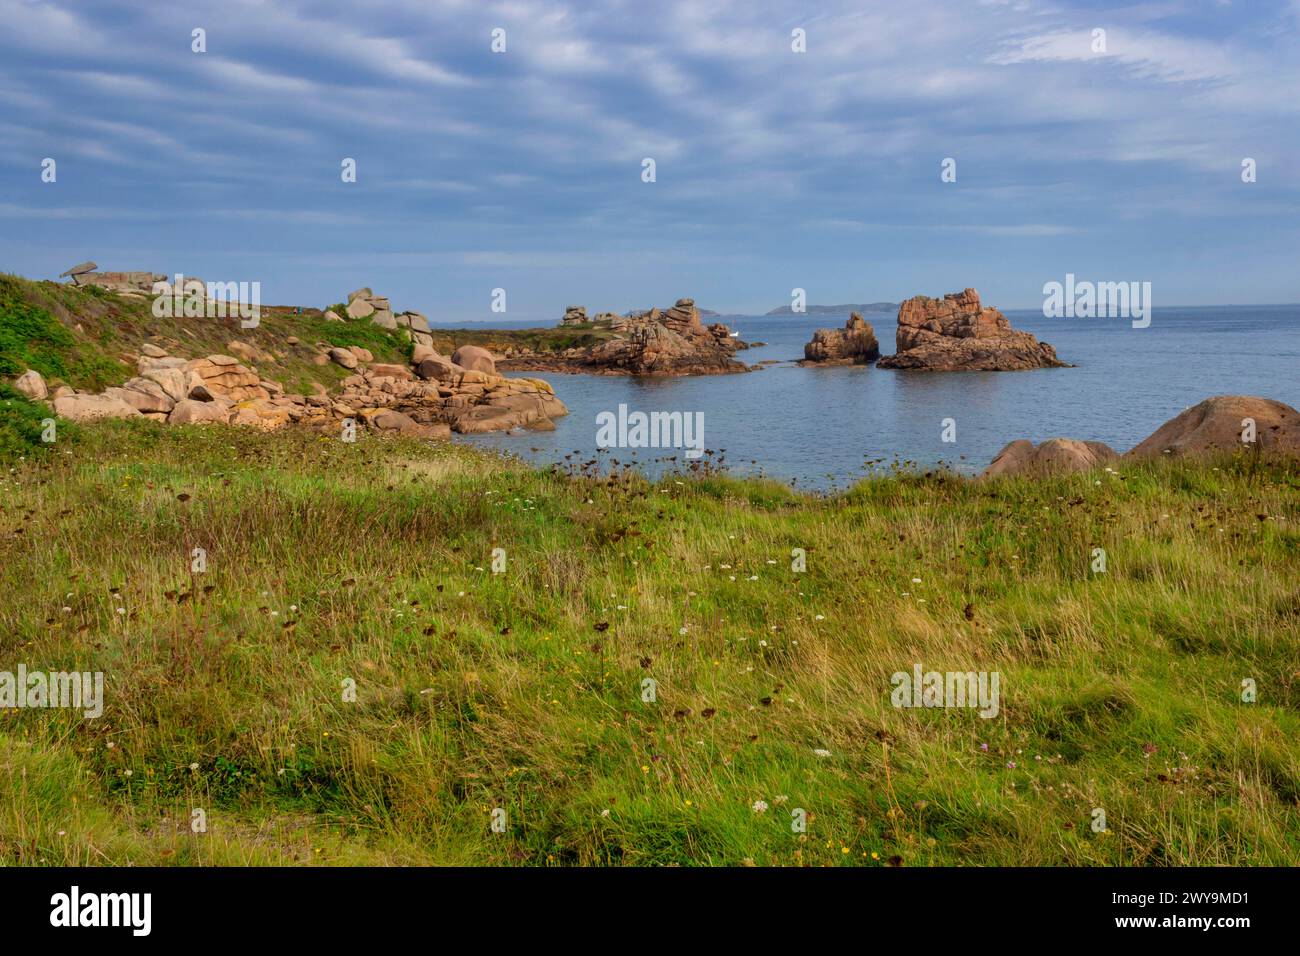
0,418,1297,865
0,274,414,399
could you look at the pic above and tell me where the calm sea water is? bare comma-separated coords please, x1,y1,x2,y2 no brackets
442,306,1300,490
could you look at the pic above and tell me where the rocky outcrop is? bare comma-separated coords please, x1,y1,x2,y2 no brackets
502,298,748,376
799,313,880,365
1127,396,1300,461
58,261,198,297
52,393,141,422
982,438,1119,478
186,355,270,402
560,305,588,326
343,288,433,348
35,338,566,438
59,261,97,279
877,289,1067,371
339,351,564,434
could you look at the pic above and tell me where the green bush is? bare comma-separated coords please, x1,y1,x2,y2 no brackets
0,277,77,380
0,382,74,460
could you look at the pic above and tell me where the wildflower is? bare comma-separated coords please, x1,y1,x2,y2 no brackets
813,748,831,758
752,800,768,813
189,762,199,771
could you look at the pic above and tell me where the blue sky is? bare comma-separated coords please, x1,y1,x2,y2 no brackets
1,0,1297,321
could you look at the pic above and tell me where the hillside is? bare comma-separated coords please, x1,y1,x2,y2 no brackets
0,273,630,404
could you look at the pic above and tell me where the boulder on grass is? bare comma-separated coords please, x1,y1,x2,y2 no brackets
168,399,229,425
1126,396,1300,460
982,438,1119,478
328,348,358,369
53,394,141,422
346,298,375,319
14,369,47,401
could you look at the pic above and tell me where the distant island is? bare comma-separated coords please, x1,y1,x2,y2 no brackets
766,302,898,315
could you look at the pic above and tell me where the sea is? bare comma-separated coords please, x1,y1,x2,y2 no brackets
438,306,1300,491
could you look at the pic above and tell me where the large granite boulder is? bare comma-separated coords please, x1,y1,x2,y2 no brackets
186,355,269,402
800,313,880,365
1127,396,1300,460
878,289,1067,371
53,393,141,422
982,438,1119,478
328,348,358,369
14,369,48,401
169,399,231,425
346,297,375,319
104,378,176,415
451,345,496,374
141,366,203,403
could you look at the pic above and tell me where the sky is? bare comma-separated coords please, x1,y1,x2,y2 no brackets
1,0,1298,322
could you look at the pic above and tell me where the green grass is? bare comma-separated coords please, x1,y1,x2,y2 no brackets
0,384,78,462
0,418,1297,866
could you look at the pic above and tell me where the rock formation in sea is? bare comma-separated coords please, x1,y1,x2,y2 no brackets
799,312,880,365
877,289,1067,371
502,298,748,376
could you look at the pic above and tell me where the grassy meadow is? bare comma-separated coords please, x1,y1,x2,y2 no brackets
1,414,1298,866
